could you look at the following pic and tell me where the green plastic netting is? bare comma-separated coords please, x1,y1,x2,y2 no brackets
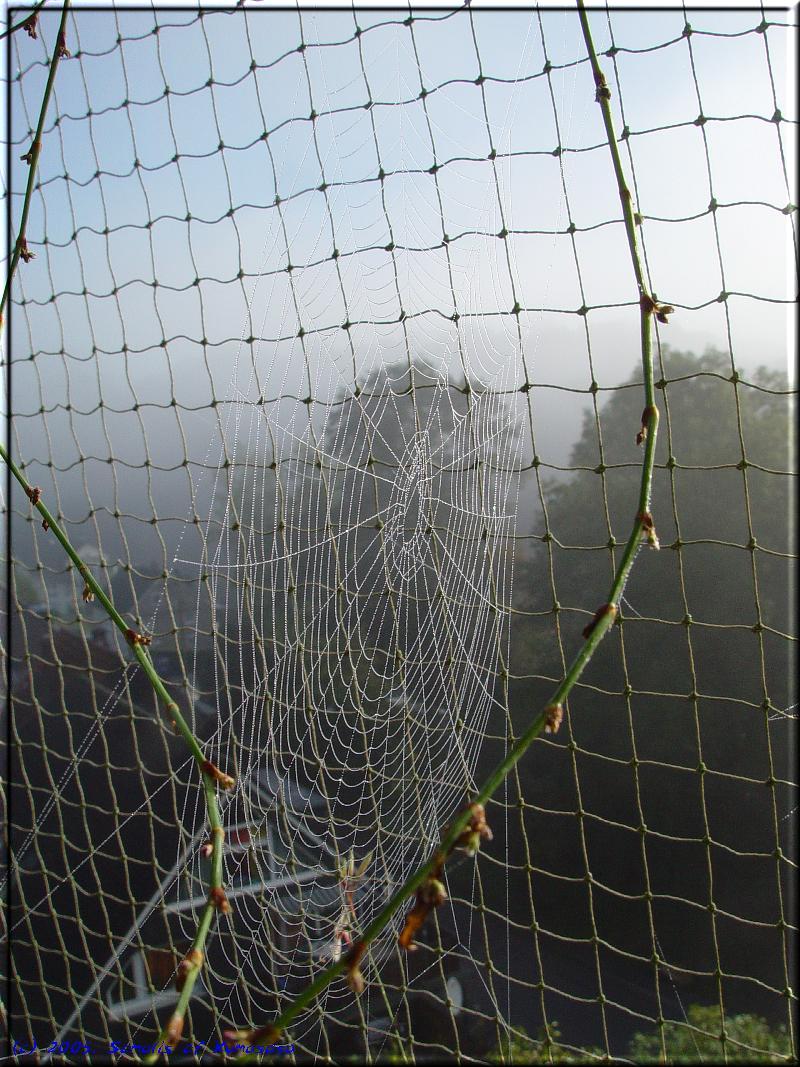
2,4,797,1063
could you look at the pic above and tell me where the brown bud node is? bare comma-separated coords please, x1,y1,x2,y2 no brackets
24,13,38,38
398,911,423,950
201,759,235,790
209,886,231,914
582,602,618,640
82,584,95,603
399,863,449,952
636,405,658,446
345,940,367,993
592,70,611,102
421,877,447,907
544,703,563,734
41,518,50,532
637,510,660,550
455,801,493,854
25,485,42,507
175,949,203,992
56,30,71,58
640,292,674,324
18,237,35,263
165,1013,184,1046
199,829,224,858
125,627,152,647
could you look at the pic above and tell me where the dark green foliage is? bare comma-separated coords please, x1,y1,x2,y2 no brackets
487,1008,792,1063
496,346,793,1036
627,1004,793,1063
488,1022,604,1062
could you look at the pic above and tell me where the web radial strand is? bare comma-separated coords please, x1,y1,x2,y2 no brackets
176,344,523,1030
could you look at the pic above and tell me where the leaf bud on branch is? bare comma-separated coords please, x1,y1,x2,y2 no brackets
175,949,203,993
544,703,564,734
582,602,618,640
399,865,447,951
345,940,367,994
637,510,660,550
209,886,231,914
201,759,235,790
56,27,70,58
592,69,611,102
200,826,224,858
125,627,152,647
456,802,493,856
164,1013,184,1047
636,405,659,446
640,292,674,324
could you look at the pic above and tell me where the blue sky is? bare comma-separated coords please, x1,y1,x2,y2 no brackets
3,2,796,519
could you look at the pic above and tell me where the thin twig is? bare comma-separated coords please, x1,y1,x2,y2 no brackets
0,6,232,1051
228,2,665,1047
0,2,68,327
0,1,48,43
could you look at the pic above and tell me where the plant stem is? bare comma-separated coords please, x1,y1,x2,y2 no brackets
241,3,662,1044
1,6,228,1051
0,2,48,43
0,2,68,325
576,4,647,297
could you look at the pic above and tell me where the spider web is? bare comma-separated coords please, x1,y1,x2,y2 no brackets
164,14,573,1040
178,353,522,1034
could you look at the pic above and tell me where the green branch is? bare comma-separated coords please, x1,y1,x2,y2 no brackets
0,3,67,325
0,2,48,43
1,7,231,1052
227,3,666,1051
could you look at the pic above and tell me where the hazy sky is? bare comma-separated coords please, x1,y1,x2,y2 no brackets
3,2,796,534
